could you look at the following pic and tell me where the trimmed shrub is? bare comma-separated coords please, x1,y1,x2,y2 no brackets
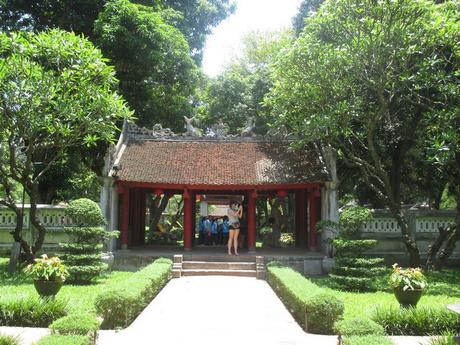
95,258,172,329
306,293,344,334
266,264,344,334
343,335,393,345
334,317,385,336
371,305,460,335
0,334,19,345
60,198,118,283
50,314,100,339
0,297,67,327
35,335,91,345
329,207,385,292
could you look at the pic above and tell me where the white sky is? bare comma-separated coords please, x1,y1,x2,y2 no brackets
202,0,303,77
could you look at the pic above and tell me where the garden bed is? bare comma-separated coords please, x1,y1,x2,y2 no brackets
267,263,460,338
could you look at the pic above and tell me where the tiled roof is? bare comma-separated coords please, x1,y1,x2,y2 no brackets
115,139,330,186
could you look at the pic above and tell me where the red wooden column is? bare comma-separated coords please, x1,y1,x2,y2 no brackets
308,187,321,251
247,190,257,252
183,189,193,251
118,186,130,250
295,189,308,248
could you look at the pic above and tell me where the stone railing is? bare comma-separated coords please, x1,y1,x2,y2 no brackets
361,209,456,234
0,204,72,231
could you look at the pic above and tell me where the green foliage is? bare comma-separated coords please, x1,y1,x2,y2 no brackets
24,255,69,283
0,29,131,255
65,199,106,227
343,335,393,345
93,0,198,131
389,264,427,291
332,240,378,255
95,258,172,329
339,207,373,239
371,306,460,336
0,334,19,345
334,317,385,336
266,265,344,334
291,0,324,36
35,335,91,345
306,293,344,334
0,297,67,327
198,30,292,135
60,199,116,283
50,314,100,338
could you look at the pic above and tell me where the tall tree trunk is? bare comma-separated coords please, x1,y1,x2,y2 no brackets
28,183,46,260
426,224,452,270
389,205,421,267
165,199,184,232
148,194,171,236
269,198,282,246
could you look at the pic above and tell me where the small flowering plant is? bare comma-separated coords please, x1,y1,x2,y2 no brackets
25,254,69,282
389,263,427,291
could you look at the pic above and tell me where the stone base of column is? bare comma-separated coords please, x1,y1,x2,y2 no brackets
121,244,128,250
248,246,256,254
183,247,192,252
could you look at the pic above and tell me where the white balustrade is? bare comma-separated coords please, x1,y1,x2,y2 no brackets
0,205,72,231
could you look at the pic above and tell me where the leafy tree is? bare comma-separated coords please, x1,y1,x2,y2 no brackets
0,30,131,260
94,0,199,130
268,0,458,266
199,30,292,134
292,0,324,36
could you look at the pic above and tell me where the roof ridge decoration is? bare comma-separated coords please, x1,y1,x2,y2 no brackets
125,119,291,141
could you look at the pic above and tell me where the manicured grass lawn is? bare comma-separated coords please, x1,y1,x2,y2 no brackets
312,269,460,320
0,258,134,315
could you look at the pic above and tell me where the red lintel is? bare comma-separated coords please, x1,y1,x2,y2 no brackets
115,181,323,191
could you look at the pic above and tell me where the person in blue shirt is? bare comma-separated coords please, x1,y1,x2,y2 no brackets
198,217,206,245
203,217,212,245
211,218,219,245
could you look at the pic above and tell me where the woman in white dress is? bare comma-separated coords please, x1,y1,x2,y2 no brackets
227,201,243,255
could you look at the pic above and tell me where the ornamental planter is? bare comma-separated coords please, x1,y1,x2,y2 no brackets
393,288,423,308
33,280,63,297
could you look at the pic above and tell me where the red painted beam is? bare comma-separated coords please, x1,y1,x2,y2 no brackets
183,190,193,251
115,181,323,191
308,189,321,251
120,188,130,249
247,190,257,252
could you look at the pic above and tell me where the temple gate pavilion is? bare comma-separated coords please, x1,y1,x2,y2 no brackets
100,121,338,254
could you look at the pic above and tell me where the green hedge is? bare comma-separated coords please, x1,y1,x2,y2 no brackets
95,258,172,329
334,317,385,336
35,335,91,345
0,334,19,345
50,313,100,340
266,264,344,334
0,297,67,327
372,305,460,335
343,335,393,345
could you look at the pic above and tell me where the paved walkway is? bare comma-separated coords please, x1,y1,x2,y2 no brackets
0,326,49,345
98,276,337,345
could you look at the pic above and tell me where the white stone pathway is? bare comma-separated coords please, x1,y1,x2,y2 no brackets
97,276,338,345
0,326,49,345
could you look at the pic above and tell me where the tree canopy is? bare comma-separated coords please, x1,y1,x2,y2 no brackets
268,0,459,266
0,29,131,257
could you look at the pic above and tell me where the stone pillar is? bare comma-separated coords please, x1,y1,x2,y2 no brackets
120,187,130,250
109,185,119,251
183,190,193,251
247,190,257,253
200,201,208,217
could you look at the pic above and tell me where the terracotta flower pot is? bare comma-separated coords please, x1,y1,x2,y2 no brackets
393,288,423,308
33,280,63,297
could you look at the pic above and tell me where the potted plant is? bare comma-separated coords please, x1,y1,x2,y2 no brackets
389,263,427,307
25,254,69,297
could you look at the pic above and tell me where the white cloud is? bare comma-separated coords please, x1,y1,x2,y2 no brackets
202,0,303,77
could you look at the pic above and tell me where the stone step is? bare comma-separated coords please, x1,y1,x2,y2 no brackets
183,255,256,262
182,261,256,270
181,269,257,277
